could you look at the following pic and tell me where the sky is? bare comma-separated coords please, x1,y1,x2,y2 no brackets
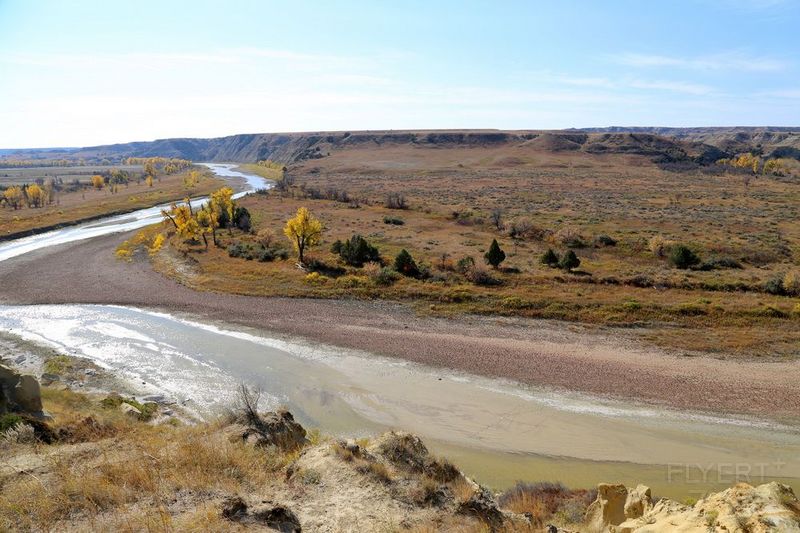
1,0,799,148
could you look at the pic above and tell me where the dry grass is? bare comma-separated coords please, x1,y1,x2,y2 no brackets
0,388,290,532
497,481,595,528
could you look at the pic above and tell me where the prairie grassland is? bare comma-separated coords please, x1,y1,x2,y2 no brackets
154,188,800,358
143,142,800,358
0,166,226,237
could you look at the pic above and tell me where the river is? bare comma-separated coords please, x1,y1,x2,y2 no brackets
0,164,798,499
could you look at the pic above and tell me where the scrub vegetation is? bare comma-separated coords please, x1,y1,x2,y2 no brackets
109,137,800,358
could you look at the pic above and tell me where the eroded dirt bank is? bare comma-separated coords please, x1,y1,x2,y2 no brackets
0,231,798,421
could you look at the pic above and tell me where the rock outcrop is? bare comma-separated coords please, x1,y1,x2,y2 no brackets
221,495,301,532
229,408,308,451
585,481,800,532
0,364,44,417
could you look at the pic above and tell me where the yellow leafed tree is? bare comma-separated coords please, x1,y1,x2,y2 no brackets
195,206,217,248
25,184,46,207
283,206,323,263
209,187,235,232
161,200,200,242
91,175,105,190
2,186,24,209
184,170,200,189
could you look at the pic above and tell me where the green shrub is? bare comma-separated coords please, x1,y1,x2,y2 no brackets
484,239,506,268
594,235,617,247
559,250,581,271
374,267,398,286
383,216,405,225
541,248,560,267
232,206,252,232
765,276,785,295
455,256,475,274
668,245,700,269
465,265,500,286
331,234,381,267
394,249,419,277
0,414,23,433
702,257,742,270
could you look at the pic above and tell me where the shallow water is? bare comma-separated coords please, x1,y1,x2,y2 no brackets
1,303,797,498
0,164,269,262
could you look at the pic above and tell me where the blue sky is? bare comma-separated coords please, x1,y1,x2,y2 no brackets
1,0,799,147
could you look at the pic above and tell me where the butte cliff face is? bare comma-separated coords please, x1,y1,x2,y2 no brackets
4,128,799,165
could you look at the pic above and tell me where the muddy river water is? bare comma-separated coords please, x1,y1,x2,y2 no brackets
0,165,797,499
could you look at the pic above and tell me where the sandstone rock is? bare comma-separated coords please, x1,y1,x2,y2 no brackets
0,364,44,417
457,486,506,531
250,503,302,532
240,409,307,451
585,483,628,532
587,481,800,532
221,496,301,532
14,375,43,412
119,402,142,418
40,373,61,384
623,484,652,520
220,496,248,520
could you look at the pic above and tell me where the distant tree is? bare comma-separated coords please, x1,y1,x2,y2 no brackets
393,249,419,277
2,186,24,209
484,239,506,268
668,245,700,269
490,208,504,230
145,175,154,187
283,207,323,263
91,175,105,190
331,234,381,267
195,206,216,249
232,206,252,232
559,250,580,271
540,248,560,267
184,170,200,189
385,192,408,210
209,187,235,232
24,184,46,208
161,200,200,242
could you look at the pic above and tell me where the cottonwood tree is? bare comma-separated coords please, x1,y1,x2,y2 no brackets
25,184,46,207
184,170,200,189
195,206,217,248
209,187,235,233
283,207,323,263
161,201,199,241
2,186,24,209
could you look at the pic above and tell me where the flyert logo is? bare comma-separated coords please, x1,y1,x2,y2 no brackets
666,462,787,485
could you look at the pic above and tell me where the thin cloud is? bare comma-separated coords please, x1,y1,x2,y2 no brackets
759,88,800,98
526,71,716,95
627,79,715,95
614,51,788,72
